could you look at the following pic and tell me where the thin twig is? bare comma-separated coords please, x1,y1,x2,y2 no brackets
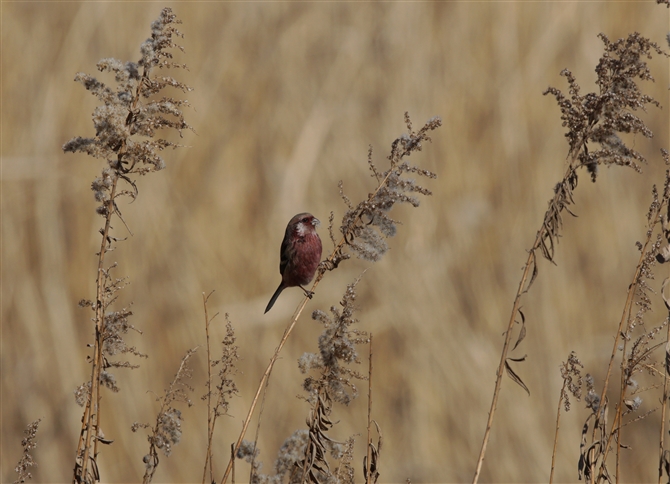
142,347,198,484
366,334,374,484
616,341,630,483
471,215,551,482
659,282,670,484
220,293,313,484
621,407,657,428
202,290,216,484
594,205,664,482
549,380,566,484
250,378,272,484
472,247,534,483
473,151,586,483
231,443,235,484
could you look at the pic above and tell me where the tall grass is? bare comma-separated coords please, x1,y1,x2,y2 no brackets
473,31,669,484
2,2,669,483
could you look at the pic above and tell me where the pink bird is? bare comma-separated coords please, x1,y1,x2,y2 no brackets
265,213,323,314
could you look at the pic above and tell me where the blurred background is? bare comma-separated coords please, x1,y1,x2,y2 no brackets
2,2,669,482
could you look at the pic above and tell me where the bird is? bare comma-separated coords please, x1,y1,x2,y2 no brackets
264,213,323,314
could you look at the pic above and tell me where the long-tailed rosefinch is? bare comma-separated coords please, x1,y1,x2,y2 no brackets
264,213,323,314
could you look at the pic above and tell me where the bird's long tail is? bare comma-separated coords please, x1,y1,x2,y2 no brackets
264,283,285,314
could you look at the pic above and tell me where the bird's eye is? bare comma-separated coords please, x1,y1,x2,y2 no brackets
302,217,309,223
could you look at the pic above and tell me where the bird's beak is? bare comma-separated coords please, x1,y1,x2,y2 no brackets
313,218,321,227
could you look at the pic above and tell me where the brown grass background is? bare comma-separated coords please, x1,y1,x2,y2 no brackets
2,2,669,482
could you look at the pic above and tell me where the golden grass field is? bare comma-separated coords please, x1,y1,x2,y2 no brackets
2,2,669,482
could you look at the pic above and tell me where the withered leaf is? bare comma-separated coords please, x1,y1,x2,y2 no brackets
523,252,539,293
363,446,380,484
661,449,670,481
663,278,670,311
578,441,601,482
504,358,530,395
95,435,114,445
363,421,383,484
579,419,590,464
539,234,554,262
512,309,526,351
373,420,383,454
657,245,670,263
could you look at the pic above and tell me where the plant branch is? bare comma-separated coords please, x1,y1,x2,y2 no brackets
550,379,566,484
660,327,670,484
594,201,665,482
366,334,374,484
76,175,118,483
202,290,216,484
472,158,580,483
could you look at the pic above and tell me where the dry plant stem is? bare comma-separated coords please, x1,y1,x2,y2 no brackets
249,377,271,484
74,405,89,461
220,144,417,484
76,176,119,483
142,349,197,484
366,334,374,484
659,321,670,484
471,239,536,483
615,342,630,483
231,444,235,484
473,151,584,483
66,10,190,482
594,208,663,483
549,380,566,484
202,291,215,484
220,294,313,484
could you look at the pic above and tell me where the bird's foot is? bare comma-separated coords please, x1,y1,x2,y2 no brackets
300,286,314,299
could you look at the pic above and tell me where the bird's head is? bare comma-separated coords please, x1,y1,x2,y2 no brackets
290,213,320,237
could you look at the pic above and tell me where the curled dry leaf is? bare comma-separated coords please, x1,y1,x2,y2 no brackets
663,278,670,311
504,357,530,395
512,309,526,351
661,450,670,481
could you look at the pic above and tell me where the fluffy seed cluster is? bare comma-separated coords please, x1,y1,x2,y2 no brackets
152,409,182,456
132,347,196,481
73,382,91,408
584,374,601,414
62,7,192,214
236,440,266,484
337,114,439,263
543,33,667,181
274,431,309,479
299,280,368,406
